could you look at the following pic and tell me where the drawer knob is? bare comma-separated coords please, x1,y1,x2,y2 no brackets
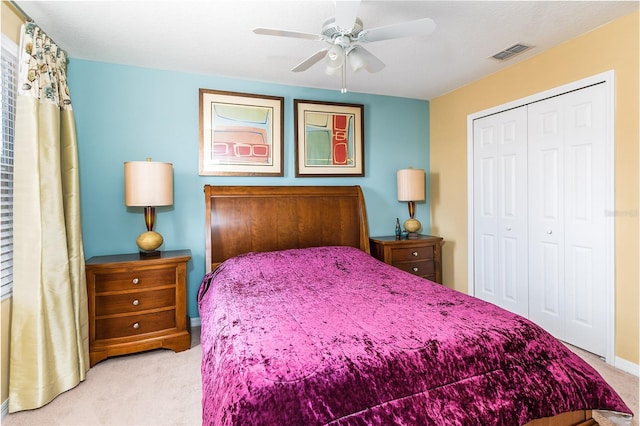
412,267,419,272
412,251,418,257
132,322,140,329
132,278,139,284
132,299,140,306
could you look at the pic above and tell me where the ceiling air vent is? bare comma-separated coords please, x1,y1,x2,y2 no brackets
491,43,532,61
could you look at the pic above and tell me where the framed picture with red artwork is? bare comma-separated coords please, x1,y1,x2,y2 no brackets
199,89,284,176
294,99,364,177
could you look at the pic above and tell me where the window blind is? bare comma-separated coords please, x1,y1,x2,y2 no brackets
1,35,17,300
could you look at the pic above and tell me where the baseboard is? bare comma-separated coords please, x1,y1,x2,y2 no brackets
190,317,201,328
615,356,640,377
2,398,8,420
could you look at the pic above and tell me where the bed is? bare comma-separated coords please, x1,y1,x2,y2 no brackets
198,185,632,426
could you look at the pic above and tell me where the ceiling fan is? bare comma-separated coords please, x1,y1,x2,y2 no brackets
253,1,436,93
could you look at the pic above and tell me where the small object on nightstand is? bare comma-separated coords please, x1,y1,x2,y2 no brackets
395,218,401,239
370,235,443,283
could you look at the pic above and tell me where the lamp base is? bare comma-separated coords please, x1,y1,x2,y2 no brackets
407,232,419,239
403,218,421,233
139,250,161,258
136,230,164,253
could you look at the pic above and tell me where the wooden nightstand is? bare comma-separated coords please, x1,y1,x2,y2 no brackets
370,235,443,283
85,249,192,367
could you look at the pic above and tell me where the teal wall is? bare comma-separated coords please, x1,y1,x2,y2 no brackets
68,60,430,320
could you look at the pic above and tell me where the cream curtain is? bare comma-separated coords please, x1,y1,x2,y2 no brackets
9,22,89,413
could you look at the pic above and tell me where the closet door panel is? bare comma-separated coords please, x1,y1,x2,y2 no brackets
528,98,565,338
562,84,607,356
474,123,499,303
473,107,528,316
499,124,527,310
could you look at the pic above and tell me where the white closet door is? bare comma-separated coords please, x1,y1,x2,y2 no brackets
528,83,607,356
528,95,566,338
473,106,528,316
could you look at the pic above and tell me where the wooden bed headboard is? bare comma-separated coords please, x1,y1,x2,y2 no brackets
204,185,371,273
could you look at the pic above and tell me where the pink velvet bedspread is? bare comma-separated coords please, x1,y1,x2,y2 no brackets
197,246,632,425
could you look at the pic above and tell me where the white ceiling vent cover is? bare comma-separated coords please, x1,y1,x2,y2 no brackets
491,43,532,61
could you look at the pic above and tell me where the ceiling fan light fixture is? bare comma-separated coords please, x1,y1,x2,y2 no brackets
325,64,341,75
326,44,344,65
348,48,366,72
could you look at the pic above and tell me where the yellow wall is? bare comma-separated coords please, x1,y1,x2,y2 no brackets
430,12,639,365
1,1,22,42
1,0,24,407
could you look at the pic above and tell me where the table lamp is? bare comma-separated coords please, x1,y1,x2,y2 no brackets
124,159,173,256
397,168,425,239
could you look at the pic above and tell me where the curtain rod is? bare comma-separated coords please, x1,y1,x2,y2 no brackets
8,1,33,22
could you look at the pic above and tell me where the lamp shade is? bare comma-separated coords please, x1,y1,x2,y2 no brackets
397,168,425,201
124,161,173,207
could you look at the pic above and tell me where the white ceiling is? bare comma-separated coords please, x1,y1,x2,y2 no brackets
14,0,639,100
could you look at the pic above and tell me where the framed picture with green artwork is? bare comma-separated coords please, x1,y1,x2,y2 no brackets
294,99,364,177
199,89,284,176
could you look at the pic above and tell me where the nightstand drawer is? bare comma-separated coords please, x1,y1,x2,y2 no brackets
390,246,434,262
95,287,176,316
392,260,435,276
94,267,176,292
369,235,443,284
95,309,176,340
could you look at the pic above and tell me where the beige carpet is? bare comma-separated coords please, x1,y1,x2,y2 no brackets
3,328,637,426
4,331,203,426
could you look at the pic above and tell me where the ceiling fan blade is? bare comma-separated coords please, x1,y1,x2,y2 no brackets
358,17,436,43
253,27,323,41
349,46,385,73
291,47,330,72
334,0,361,32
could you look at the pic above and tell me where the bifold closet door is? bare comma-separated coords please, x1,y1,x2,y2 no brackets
473,106,528,317
527,83,607,357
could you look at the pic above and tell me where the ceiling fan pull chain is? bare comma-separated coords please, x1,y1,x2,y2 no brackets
341,51,348,93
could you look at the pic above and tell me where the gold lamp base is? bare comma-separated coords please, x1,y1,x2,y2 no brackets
136,231,163,257
403,218,421,239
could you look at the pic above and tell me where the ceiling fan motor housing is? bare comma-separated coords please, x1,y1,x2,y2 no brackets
322,17,364,41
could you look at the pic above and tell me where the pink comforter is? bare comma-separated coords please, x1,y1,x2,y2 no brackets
197,246,631,425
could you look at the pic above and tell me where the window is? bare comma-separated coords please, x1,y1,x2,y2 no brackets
1,34,17,300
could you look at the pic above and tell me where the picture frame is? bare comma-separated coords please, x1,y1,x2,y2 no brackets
294,99,364,177
199,89,284,176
